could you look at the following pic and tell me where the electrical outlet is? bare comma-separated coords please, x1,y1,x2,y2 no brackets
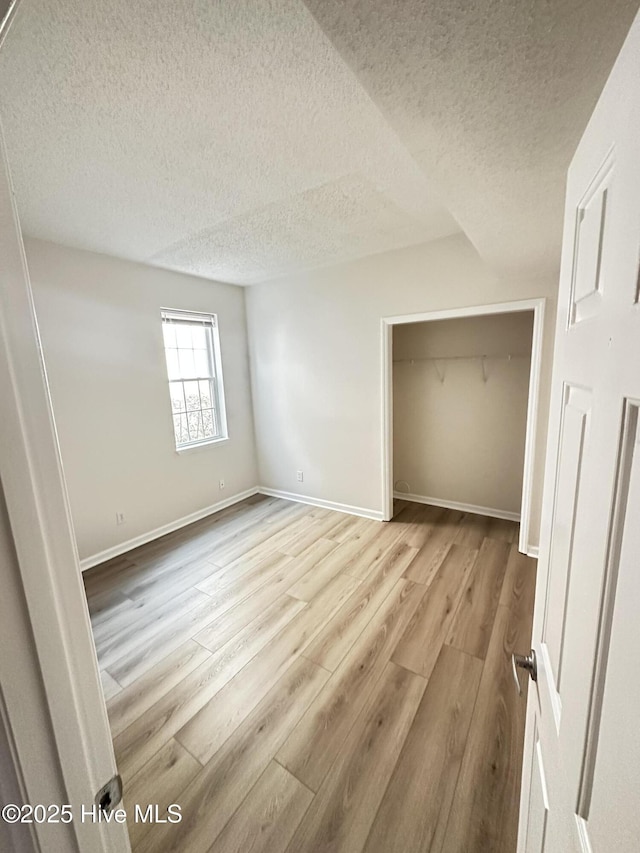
219,479,225,490
115,511,125,525
296,470,304,483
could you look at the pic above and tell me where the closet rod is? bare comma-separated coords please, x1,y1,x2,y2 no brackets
393,353,528,364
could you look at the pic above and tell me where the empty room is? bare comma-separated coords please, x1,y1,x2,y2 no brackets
1,2,640,853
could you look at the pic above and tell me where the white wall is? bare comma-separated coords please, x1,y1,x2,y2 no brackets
246,233,556,549
26,239,258,562
26,232,555,558
393,313,534,515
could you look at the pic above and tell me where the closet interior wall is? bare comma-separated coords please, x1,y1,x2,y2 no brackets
392,311,534,518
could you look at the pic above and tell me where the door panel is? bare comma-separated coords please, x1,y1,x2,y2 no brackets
519,11,640,853
524,726,549,853
542,384,591,690
569,151,614,326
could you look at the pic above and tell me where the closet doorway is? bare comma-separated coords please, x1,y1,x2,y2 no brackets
381,299,545,555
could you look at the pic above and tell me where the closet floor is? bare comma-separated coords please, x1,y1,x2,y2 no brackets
84,494,536,853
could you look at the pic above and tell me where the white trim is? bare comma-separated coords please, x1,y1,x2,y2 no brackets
518,299,546,556
258,487,385,521
81,485,532,573
527,546,540,559
381,297,546,560
161,307,229,449
575,816,593,853
0,113,128,850
161,307,218,325
175,435,229,454
381,320,393,522
384,298,544,325
393,491,521,522
0,1,21,51
80,487,260,571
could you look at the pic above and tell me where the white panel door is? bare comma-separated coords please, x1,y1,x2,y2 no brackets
517,10,640,853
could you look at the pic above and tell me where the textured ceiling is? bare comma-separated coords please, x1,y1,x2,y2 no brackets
0,0,457,285
0,1,637,285
303,0,640,280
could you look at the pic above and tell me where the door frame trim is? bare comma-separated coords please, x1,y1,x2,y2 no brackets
380,297,546,555
0,5,129,849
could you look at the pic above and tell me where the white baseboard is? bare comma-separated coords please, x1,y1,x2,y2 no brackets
258,488,384,521
79,487,260,571
80,484,531,573
393,491,521,523
525,546,539,559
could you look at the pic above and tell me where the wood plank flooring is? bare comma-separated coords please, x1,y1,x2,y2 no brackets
84,495,536,853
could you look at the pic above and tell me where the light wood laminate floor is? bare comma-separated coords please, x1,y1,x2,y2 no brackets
84,495,536,853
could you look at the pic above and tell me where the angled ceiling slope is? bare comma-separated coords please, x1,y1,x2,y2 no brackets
0,0,637,285
303,0,640,280
0,0,457,285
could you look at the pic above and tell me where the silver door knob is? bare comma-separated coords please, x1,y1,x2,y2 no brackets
512,649,537,696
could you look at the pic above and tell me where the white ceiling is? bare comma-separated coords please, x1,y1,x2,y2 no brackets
0,0,637,285
0,0,458,285
303,0,640,280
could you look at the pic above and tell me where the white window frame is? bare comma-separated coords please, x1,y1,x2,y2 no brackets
161,308,228,450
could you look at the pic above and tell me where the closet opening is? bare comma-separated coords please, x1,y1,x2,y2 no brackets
381,299,545,556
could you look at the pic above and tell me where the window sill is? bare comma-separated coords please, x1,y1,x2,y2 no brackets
175,436,229,455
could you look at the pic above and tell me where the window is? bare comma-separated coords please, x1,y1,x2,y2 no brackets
161,309,227,449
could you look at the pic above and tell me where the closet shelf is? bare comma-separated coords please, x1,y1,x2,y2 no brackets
393,353,529,363
393,353,530,384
